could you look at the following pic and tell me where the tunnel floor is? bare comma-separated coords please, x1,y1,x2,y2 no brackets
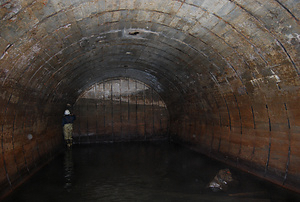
3,142,300,202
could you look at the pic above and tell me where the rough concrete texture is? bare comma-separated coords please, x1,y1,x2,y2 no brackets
0,0,299,197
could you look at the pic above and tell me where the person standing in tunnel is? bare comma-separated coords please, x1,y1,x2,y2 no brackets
62,109,76,148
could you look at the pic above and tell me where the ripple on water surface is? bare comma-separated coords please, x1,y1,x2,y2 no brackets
3,142,300,202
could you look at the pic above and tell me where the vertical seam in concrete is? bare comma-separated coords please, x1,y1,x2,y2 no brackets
224,97,231,131
135,80,138,136
201,100,209,148
212,95,222,153
95,84,99,142
103,82,106,140
233,93,243,160
224,96,232,158
86,99,89,143
120,79,123,139
35,136,41,162
159,99,162,136
152,88,155,136
127,79,131,140
264,104,272,176
1,124,12,188
31,115,37,168
78,103,82,142
21,145,29,173
283,103,291,185
111,81,114,142
2,93,15,188
95,100,99,142
11,113,21,178
8,94,21,176
251,106,256,156
26,112,39,168
21,105,30,173
143,83,146,140
210,122,215,154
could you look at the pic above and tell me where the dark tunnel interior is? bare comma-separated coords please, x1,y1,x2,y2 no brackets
0,0,299,198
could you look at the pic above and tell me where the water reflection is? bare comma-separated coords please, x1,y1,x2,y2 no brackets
3,142,300,202
64,149,74,192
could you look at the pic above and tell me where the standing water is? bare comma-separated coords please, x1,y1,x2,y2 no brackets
3,142,300,202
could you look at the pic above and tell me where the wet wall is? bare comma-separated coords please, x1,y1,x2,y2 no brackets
0,0,299,197
73,78,169,143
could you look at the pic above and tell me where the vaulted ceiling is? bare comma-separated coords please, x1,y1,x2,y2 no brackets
0,0,298,115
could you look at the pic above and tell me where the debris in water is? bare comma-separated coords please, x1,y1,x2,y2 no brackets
207,168,236,192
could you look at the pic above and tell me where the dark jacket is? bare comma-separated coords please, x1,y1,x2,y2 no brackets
62,115,76,126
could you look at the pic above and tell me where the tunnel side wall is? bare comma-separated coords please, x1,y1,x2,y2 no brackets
73,98,169,143
170,92,300,192
0,0,299,197
0,88,64,198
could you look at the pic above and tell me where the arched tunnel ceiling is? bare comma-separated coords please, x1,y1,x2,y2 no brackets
0,0,299,113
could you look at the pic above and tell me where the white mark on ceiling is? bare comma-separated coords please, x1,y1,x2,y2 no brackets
32,44,41,53
250,71,281,87
55,23,72,32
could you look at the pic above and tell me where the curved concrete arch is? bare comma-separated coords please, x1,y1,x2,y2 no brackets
0,0,299,197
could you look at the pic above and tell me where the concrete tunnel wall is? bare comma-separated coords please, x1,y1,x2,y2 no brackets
0,0,299,197
73,78,170,143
